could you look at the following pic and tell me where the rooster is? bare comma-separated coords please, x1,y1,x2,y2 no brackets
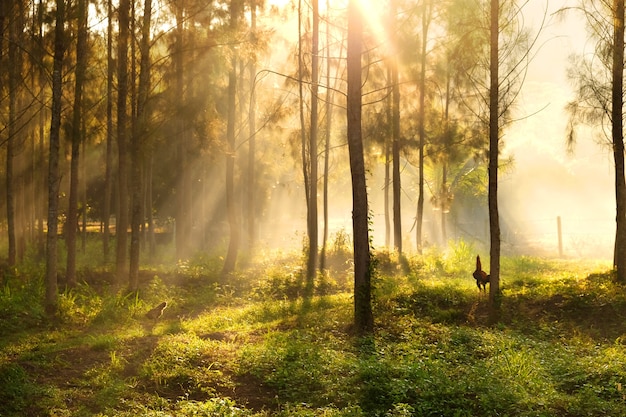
472,255,490,292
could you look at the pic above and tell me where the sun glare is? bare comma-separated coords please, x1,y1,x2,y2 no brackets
267,0,349,13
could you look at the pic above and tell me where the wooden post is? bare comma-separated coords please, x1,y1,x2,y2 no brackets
557,216,563,257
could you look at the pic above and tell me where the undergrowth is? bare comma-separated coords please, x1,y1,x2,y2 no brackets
0,241,624,416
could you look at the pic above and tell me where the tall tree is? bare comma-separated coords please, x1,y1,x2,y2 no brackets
612,0,626,282
66,0,88,288
247,0,258,250
46,0,65,315
222,0,241,275
129,0,153,292
306,0,320,284
6,0,25,267
415,1,434,254
174,0,191,261
116,0,131,282
390,0,402,254
102,0,114,263
347,0,373,335
488,0,501,321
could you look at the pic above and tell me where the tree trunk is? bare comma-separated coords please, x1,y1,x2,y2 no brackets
297,0,311,268
247,1,257,250
6,0,20,267
347,0,373,336
103,0,114,264
306,0,320,285
320,0,333,271
613,0,626,283
174,3,191,261
37,0,46,258
116,0,130,282
129,0,152,292
488,0,502,322
416,1,432,254
390,0,402,254
66,0,88,288
46,0,65,316
222,0,241,276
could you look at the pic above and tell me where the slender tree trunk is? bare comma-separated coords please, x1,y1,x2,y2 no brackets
306,0,320,284
103,0,114,263
247,1,257,250
46,0,65,315
36,0,45,258
416,2,432,254
390,0,402,254
222,0,241,276
320,0,332,271
6,0,20,267
347,0,373,336
174,2,192,261
297,0,310,260
116,0,130,282
66,0,88,288
613,0,626,283
488,0,502,322
129,0,152,292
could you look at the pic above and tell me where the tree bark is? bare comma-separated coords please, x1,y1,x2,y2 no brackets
103,0,114,263
613,0,626,283
66,0,88,288
306,0,320,285
390,0,402,254
416,1,432,254
116,0,130,282
320,0,333,271
247,0,257,250
46,0,65,316
222,0,241,276
129,0,152,292
488,0,502,322
6,0,22,267
347,0,373,336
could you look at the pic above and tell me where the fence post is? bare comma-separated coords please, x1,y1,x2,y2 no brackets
557,216,563,257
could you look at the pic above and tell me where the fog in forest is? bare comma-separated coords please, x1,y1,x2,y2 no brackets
1,0,618,272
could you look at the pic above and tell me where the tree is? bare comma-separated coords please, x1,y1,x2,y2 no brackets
390,0,402,254
612,0,626,283
66,0,89,288
222,0,242,276
129,0,153,292
306,0,320,284
565,0,626,282
46,0,65,315
415,0,434,253
488,0,501,322
347,0,373,335
102,0,114,263
116,0,131,282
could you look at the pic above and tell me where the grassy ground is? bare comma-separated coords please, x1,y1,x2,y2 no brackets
1,242,625,416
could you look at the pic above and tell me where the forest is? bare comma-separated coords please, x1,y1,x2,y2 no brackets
2,0,626,415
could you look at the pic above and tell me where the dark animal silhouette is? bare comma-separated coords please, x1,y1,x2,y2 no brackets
472,255,490,291
145,301,167,320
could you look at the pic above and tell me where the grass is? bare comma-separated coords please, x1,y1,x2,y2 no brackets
0,241,625,416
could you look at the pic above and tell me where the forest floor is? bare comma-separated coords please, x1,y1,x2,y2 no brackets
1,247,626,416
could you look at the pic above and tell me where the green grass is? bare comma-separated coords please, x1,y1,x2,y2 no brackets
0,244,625,416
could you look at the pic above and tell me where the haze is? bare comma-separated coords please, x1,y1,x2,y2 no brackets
1,0,617,274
